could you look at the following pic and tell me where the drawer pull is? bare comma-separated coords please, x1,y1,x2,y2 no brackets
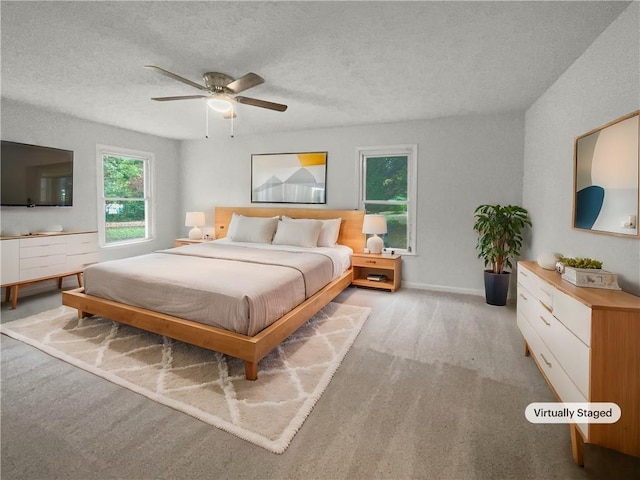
366,260,377,264
539,315,551,326
519,293,528,301
540,353,552,368
521,271,528,277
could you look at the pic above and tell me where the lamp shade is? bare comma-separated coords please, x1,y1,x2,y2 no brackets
185,212,205,227
362,214,387,234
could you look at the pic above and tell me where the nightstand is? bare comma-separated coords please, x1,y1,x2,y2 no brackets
351,253,401,292
174,238,213,247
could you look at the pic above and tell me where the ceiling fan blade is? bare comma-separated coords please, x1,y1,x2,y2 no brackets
145,65,208,91
226,73,264,94
151,95,208,101
235,96,288,112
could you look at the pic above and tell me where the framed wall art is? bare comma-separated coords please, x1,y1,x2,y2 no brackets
573,110,639,237
251,151,327,204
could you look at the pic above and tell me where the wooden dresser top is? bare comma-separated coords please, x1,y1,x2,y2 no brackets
519,261,640,312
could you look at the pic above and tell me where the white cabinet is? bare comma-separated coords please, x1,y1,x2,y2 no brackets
1,231,99,308
0,239,19,285
517,261,640,465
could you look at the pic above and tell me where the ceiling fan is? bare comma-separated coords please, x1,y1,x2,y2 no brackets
145,65,288,118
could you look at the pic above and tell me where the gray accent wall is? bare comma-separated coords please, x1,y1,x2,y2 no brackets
523,3,640,295
180,112,525,295
1,99,181,262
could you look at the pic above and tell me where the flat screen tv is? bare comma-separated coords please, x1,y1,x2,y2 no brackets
1,141,74,207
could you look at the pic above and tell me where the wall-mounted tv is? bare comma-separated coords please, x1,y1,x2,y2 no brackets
1,141,74,207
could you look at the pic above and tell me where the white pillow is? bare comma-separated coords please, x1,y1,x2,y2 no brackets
282,216,342,247
272,219,323,248
231,215,279,244
227,213,241,239
317,218,341,247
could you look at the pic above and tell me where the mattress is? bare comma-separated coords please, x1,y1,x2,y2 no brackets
83,240,353,336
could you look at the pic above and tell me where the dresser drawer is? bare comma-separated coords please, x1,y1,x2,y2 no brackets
67,252,99,271
19,261,67,281
67,233,99,255
517,312,588,438
518,266,553,308
552,289,591,346
529,304,590,398
20,242,67,258
19,235,66,248
20,253,66,270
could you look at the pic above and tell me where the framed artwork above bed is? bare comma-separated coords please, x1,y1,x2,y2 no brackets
251,151,327,204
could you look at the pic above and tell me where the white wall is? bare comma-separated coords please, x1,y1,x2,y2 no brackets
523,3,640,295
180,111,525,295
1,99,182,262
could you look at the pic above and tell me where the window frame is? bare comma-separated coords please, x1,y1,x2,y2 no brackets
96,144,155,248
357,144,417,255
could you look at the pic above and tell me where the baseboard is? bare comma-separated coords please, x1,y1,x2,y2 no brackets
401,281,484,297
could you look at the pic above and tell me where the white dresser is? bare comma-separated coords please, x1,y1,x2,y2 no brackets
0,231,99,308
517,261,640,465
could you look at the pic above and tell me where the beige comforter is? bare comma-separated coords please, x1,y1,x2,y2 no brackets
83,242,336,336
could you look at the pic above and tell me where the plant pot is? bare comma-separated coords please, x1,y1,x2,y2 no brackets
483,270,511,306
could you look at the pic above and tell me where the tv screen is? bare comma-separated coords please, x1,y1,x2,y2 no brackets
1,141,73,207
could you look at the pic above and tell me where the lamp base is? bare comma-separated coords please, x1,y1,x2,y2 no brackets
366,234,384,254
188,227,203,240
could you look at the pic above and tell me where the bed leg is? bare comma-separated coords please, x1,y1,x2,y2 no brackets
244,361,258,381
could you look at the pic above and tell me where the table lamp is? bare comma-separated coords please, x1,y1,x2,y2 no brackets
185,211,205,239
362,214,387,254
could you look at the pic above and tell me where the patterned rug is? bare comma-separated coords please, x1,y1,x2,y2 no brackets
1,302,369,453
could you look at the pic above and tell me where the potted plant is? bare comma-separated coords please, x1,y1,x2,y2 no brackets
473,204,532,306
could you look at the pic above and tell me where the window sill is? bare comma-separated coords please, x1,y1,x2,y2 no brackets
100,238,154,249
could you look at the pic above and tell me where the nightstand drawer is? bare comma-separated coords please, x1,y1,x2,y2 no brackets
351,256,397,269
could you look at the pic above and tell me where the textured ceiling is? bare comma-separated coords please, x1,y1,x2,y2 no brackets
0,1,630,140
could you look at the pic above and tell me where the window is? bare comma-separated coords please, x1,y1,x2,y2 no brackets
97,145,154,246
358,144,417,254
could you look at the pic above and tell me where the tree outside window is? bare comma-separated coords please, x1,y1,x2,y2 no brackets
359,145,417,254
97,146,153,246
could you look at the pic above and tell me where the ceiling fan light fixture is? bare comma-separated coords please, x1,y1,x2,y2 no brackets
207,96,233,113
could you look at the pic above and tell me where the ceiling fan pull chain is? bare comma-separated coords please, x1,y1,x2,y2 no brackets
230,106,235,138
205,101,209,139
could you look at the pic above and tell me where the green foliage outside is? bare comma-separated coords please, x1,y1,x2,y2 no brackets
103,156,146,223
106,226,146,243
102,155,147,243
365,156,408,249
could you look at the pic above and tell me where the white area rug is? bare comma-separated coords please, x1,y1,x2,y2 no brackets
1,302,369,453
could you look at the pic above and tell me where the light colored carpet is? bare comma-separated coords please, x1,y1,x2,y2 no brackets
0,301,370,454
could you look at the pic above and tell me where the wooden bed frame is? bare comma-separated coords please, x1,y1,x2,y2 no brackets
62,207,365,380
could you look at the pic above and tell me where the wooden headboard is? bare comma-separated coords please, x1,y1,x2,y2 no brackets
214,206,365,253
